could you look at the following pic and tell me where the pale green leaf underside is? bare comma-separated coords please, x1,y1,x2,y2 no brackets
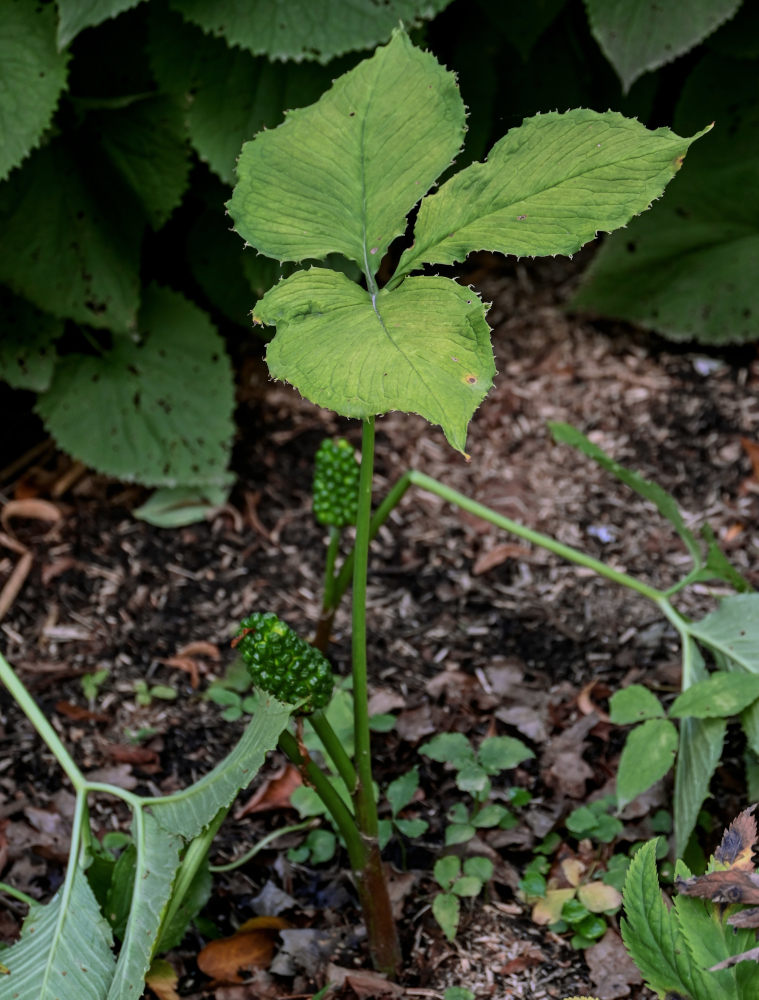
56,0,146,49
0,0,68,182
688,595,759,672
228,29,465,274
396,110,709,277
170,0,452,63
256,269,495,454
36,285,235,488
4,865,115,999
584,0,741,91
133,483,230,527
150,696,292,840
149,8,332,186
0,290,62,391
106,813,182,1000
674,715,726,857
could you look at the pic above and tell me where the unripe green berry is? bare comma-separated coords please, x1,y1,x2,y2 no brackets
313,438,360,527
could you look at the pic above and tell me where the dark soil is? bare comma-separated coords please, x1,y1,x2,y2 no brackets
1,251,758,1000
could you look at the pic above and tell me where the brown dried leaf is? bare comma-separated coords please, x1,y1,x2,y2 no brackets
394,704,436,742
176,640,221,660
714,805,757,870
54,700,109,723
472,542,532,575
741,437,759,480
727,906,759,929
235,764,302,818
1,498,62,530
585,929,642,998
197,918,286,983
676,869,759,905
145,958,181,1000
325,963,404,998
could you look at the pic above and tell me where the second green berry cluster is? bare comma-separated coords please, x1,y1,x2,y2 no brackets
236,612,334,713
312,438,360,527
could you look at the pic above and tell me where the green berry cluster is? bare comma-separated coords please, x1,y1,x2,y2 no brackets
236,612,334,712
313,438,360,527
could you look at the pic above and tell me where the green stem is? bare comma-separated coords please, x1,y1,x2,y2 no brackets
309,709,357,794
209,820,314,873
406,470,666,603
0,652,86,791
277,729,365,873
352,418,379,838
0,882,35,908
322,526,341,611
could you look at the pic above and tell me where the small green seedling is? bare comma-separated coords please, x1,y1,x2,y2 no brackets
81,667,109,704
432,854,494,941
566,796,624,844
378,768,429,851
133,678,178,707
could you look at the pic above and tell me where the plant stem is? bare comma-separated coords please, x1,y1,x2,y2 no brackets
209,820,314,873
322,525,341,612
0,882,35,908
309,709,357,794
277,729,365,873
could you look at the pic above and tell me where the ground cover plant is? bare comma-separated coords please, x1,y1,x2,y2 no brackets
2,16,759,1000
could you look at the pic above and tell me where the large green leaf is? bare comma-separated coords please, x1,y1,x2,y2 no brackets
670,673,759,719
56,0,146,48
0,290,62,391
228,29,466,272
4,863,115,999
169,0,452,63
106,813,183,1000
149,8,333,185
584,0,741,92
89,95,190,229
688,595,759,672
395,110,709,279
571,54,759,344
0,141,142,331
36,285,235,487
0,0,69,181
149,694,292,840
254,269,494,455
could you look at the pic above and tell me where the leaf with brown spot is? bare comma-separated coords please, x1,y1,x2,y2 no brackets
675,869,759,905
714,805,756,870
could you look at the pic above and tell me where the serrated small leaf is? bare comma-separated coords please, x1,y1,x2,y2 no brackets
56,0,146,48
609,684,666,724
229,29,465,272
396,110,709,278
170,0,451,63
36,285,234,488
477,735,534,774
670,672,759,719
257,270,494,454
616,718,678,810
0,0,68,181
432,891,460,941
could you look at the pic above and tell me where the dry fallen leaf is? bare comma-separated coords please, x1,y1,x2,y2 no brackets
585,929,642,999
236,764,302,818
1,498,62,530
676,868,759,905
145,958,181,1000
196,917,288,984
577,881,622,913
714,805,757,870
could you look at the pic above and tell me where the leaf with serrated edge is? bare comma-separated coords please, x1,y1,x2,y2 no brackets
396,110,709,279
3,863,115,999
670,672,759,719
616,718,678,811
228,29,465,273
256,270,494,455
0,1,68,181
57,0,146,48
0,290,62,391
621,840,711,998
170,0,451,63
584,0,741,92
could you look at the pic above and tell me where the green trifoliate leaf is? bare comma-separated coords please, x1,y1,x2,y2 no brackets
169,0,452,63
670,673,759,719
609,684,665,724
228,29,466,273
3,864,115,999
255,270,494,455
584,0,741,92
0,142,142,331
36,285,235,488
0,0,68,182
616,718,678,810
0,290,62,391
396,110,709,278
688,595,759,672
56,0,147,48
149,7,332,185
89,96,190,229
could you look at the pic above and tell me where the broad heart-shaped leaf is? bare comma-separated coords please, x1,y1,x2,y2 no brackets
149,7,333,186
170,0,452,63
584,0,740,92
228,29,465,274
0,0,68,182
0,289,62,391
621,841,724,1000
688,595,759,673
88,95,190,230
394,110,709,280
549,421,702,565
255,270,494,454
36,285,235,488
616,718,678,811
0,141,142,332
3,863,115,999
149,695,292,840
56,0,146,48
670,673,759,720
